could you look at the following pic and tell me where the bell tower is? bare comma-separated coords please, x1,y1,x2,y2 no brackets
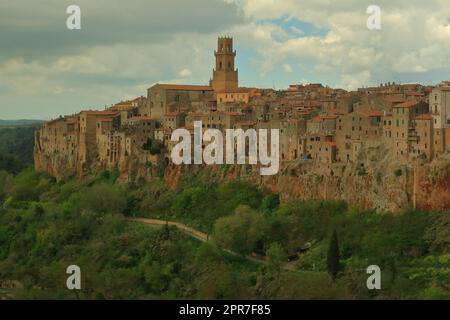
211,36,238,92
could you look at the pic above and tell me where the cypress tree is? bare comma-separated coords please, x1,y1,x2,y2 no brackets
327,229,340,280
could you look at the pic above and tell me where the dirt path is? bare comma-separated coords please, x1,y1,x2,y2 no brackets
128,217,209,242
126,217,299,271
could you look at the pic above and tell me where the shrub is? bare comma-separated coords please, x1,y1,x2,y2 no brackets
213,205,267,255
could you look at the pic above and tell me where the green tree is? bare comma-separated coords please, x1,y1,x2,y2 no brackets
66,183,127,214
424,212,450,253
213,205,266,255
0,170,13,202
216,181,263,214
261,193,280,214
327,230,340,280
266,242,287,274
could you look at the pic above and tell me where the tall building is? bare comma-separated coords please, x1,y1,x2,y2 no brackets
211,36,238,92
430,83,450,154
430,83,450,129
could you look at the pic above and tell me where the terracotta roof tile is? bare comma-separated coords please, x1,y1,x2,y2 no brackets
394,100,420,109
154,84,213,91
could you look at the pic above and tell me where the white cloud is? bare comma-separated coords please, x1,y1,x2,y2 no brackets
232,0,450,89
283,63,293,73
2,0,450,118
179,68,192,77
290,26,303,35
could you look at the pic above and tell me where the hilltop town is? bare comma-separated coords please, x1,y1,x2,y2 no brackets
34,37,450,211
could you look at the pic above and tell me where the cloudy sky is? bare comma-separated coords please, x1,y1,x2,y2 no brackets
1,0,450,119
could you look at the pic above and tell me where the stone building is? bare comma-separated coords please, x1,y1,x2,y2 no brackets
280,119,306,160
78,110,120,175
305,133,336,163
334,110,383,162
389,100,429,160
34,116,79,177
429,84,450,155
147,84,214,120
410,114,434,160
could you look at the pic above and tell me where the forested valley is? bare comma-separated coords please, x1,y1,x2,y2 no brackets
0,126,448,299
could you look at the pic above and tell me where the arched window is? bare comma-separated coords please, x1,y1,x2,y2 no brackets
219,61,222,69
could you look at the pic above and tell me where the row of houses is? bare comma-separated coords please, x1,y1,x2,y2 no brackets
35,81,450,179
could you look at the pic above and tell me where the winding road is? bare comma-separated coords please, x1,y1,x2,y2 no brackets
127,217,209,242
126,216,299,270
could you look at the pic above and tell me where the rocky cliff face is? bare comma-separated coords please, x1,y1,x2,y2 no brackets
159,147,450,212
35,141,450,212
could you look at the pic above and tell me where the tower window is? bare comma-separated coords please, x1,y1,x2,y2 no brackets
219,61,222,69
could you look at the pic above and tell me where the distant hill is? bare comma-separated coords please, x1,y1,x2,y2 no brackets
0,119,44,127
0,125,37,174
